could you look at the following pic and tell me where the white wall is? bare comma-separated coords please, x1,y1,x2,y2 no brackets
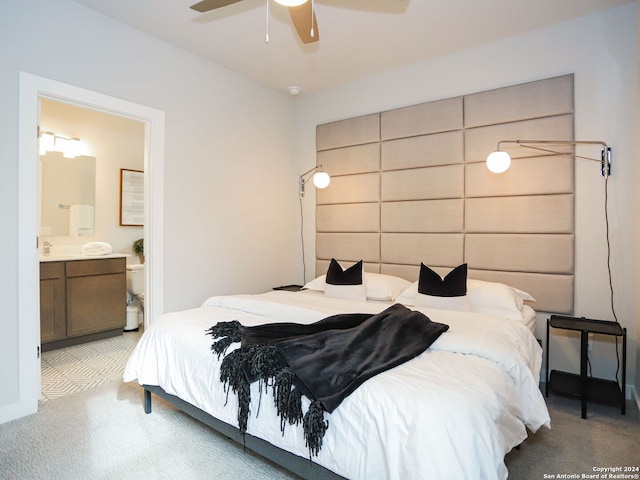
293,4,638,393
0,0,296,414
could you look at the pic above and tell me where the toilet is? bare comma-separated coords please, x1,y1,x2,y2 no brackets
125,264,145,330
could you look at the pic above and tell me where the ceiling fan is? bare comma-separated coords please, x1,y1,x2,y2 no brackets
190,0,320,44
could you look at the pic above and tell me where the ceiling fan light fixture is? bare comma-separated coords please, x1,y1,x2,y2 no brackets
274,0,308,6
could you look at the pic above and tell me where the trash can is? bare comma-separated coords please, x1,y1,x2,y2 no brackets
125,305,140,331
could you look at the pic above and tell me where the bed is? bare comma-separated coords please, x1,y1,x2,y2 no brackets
124,269,550,480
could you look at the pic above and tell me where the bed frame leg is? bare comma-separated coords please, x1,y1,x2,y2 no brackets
144,388,152,414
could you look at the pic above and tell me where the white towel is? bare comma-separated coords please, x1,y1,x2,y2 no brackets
69,204,94,236
82,242,112,256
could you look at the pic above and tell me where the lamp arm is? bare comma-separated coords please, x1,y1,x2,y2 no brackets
496,140,608,161
299,164,323,198
495,140,611,177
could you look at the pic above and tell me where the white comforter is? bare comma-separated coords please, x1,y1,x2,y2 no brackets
124,290,550,480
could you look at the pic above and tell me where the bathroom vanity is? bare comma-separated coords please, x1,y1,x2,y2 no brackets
40,255,126,351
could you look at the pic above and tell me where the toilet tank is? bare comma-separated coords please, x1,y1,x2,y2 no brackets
126,264,145,295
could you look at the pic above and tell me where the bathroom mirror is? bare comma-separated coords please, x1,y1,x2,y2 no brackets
39,151,96,237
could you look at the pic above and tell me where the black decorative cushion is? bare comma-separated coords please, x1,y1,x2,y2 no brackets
326,259,363,285
418,263,467,297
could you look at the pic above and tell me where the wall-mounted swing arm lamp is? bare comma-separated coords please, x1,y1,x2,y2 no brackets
39,130,83,159
487,139,620,327
299,165,330,198
299,164,330,284
486,140,612,178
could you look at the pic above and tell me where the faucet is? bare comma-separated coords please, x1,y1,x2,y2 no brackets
43,241,51,256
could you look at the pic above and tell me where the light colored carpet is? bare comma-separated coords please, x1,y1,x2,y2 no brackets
0,381,298,480
506,394,640,478
1,378,638,480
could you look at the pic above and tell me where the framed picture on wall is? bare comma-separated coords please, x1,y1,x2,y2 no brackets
119,168,144,226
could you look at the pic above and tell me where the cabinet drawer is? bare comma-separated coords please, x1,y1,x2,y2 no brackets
66,257,126,277
40,261,65,280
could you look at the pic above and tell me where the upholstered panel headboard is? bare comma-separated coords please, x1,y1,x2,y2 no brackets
315,75,575,314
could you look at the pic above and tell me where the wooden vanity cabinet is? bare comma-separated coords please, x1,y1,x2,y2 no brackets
66,258,127,337
40,257,126,351
39,261,66,343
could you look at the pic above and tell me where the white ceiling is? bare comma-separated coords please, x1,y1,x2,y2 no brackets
72,0,631,96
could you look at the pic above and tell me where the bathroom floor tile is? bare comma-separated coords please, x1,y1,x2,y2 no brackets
40,328,142,402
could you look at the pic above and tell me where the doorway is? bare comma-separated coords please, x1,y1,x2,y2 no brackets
12,72,165,422
38,97,146,399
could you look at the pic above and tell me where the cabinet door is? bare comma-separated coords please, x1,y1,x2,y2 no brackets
66,273,126,337
40,277,66,343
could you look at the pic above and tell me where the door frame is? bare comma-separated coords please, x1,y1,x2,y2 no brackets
11,72,164,422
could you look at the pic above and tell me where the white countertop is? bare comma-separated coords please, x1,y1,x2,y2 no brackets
39,253,129,262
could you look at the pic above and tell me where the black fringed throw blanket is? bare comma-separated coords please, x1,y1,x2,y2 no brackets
206,303,449,457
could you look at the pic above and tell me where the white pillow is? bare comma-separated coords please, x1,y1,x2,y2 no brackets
365,273,412,301
466,279,535,320
395,282,418,305
414,292,472,312
304,273,411,301
396,279,535,320
324,282,367,301
303,275,326,292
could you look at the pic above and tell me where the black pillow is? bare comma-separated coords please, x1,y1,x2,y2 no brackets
418,263,467,297
326,259,363,286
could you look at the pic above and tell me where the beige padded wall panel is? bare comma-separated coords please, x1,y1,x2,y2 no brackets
466,234,574,274
381,97,463,140
464,74,574,128
381,233,464,267
316,233,380,263
381,263,455,283
466,155,574,197
466,195,574,233
468,269,573,314
381,165,464,201
382,200,464,233
317,143,380,176
380,263,420,282
465,115,575,164
317,203,380,233
315,75,574,313
381,131,463,171
316,114,380,151
317,173,380,205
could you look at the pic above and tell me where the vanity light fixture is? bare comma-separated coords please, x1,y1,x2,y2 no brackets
39,130,83,159
39,132,55,155
486,140,612,178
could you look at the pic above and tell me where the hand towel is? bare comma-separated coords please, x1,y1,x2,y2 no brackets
82,242,112,256
69,205,94,236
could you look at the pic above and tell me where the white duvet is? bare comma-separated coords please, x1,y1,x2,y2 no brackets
124,290,550,480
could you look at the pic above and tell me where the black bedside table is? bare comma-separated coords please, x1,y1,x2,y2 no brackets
546,315,626,419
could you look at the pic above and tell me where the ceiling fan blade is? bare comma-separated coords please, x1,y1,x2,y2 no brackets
190,0,243,13
288,3,319,44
